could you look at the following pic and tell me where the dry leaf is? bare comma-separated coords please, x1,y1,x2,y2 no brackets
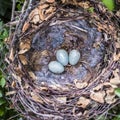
19,40,31,54
45,6,56,15
19,55,28,65
115,41,120,48
105,88,116,104
19,40,31,50
74,80,88,89
9,48,14,61
56,97,67,104
38,4,49,21
77,97,90,108
110,69,120,85
28,71,37,80
22,22,30,32
90,91,105,103
32,14,40,24
11,81,16,88
113,53,120,61
29,8,40,24
6,91,16,96
46,0,55,3
93,84,103,91
12,73,21,83
31,92,43,103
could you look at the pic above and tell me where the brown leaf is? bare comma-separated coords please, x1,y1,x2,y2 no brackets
110,69,120,85
31,92,43,103
77,97,90,108
11,81,16,88
113,53,120,61
90,91,105,103
6,91,16,96
115,41,120,48
28,71,37,80
19,55,28,65
74,79,88,89
19,40,31,54
105,88,116,104
38,4,49,21
9,48,14,61
93,84,103,91
56,97,67,104
46,0,55,3
45,6,56,15
22,22,30,32
29,8,41,24
12,73,21,83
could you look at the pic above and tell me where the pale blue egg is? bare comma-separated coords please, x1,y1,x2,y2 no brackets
69,50,80,65
56,49,68,66
48,61,64,74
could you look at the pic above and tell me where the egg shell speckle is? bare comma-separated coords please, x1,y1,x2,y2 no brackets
56,49,69,66
69,50,80,65
48,61,64,74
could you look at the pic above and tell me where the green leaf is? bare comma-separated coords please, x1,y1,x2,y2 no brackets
115,88,120,97
0,77,6,88
113,115,120,120
102,0,115,11
0,107,5,116
0,90,3,98
0,99,6,106
88,7,94,13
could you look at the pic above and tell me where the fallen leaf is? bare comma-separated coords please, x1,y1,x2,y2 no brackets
12,73,21,84
105,94,116,104
46,0,55,3
28,71,37,80
56,97,67,104
77,97,90,108
90,91,105,103
9,48,14,61
74,79,88,89
19,55,28,65
29,8,41,24
6,91,16,96
19,40,31,50
113,53,120,61
110,69,120,85
19,40,31,54
22,22,30,32
93,84,103,91
45,6,56,15
11,81,16,88
31,92,43,103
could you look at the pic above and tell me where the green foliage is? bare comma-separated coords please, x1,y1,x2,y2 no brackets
115,88,120,97
0,19,23,120
102,0,115,11
16,0,25,10
88,7,94,13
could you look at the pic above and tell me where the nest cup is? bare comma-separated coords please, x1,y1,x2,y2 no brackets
7,0,120,119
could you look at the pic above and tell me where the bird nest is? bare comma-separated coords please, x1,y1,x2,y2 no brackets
7,0,120,119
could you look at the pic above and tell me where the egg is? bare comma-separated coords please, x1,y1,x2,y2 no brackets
69,50,80,65
48,61,64,74
56,49,68,66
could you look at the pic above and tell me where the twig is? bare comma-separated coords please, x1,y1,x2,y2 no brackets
9,0,16,36
21,0,29,13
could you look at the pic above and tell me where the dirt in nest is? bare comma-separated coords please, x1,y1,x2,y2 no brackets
29,19,105,85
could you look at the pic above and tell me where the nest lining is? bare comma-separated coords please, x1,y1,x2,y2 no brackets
29,19,105,86
7,0,120,120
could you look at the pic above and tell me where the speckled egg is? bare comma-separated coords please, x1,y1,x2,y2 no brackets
69,50,80,65
48,61,64,74
56,49,68,66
